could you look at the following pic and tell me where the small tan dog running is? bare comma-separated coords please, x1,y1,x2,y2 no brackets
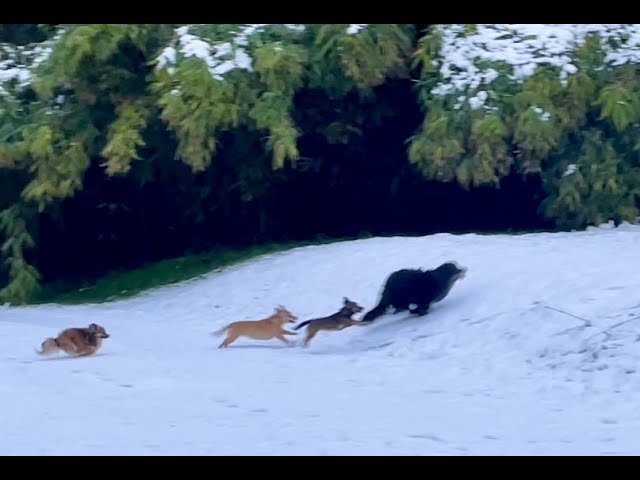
213,306,298,348
36,323,110,357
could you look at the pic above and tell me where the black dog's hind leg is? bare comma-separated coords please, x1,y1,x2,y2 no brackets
409,304,430,317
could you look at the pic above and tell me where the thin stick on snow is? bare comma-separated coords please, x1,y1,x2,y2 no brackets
546,304,640,342
585,315,640,342
544,305,592,336
544,305,591,324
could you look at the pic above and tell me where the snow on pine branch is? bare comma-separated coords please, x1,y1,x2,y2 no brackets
346,24,369,35
531,106,551,122
0,39,56,96
156,24,306,81
564,163,578,177
431,24,640,101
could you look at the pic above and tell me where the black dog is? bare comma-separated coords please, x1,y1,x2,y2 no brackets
361,262,467,323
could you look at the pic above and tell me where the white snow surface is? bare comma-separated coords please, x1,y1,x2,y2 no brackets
3,225,640,455
432,24,640,97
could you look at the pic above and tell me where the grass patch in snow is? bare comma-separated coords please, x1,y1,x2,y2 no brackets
33,238,345,305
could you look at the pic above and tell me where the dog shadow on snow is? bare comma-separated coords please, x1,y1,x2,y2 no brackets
213,344,294,350
360,307,445,335
359,288,473,337
33,352,112,362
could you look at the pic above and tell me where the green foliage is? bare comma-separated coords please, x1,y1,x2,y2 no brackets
1,23,421,303
20,126,89,210
409,107,512,189
408,105,464,183
465,114,510,187
101,100,150,175
542,129,640,229
0,204,40,305
595,84,640,132
412,24,640,227
337,24,414,88
3,23,640,304
253,43,307,96
0,97,31,169
155,61,240,172
309,24,414,96
251,43,307,168
249,92,299,169
562,73,596,128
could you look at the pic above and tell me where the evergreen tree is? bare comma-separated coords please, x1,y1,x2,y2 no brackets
0,24,415,304
3,23,640,305
411,24,640,227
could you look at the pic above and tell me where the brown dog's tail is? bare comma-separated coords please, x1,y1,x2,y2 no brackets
293,320,312,331
211,324,231,336
36,337,59,355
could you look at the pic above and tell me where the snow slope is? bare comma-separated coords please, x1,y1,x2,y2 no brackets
2,224,640,455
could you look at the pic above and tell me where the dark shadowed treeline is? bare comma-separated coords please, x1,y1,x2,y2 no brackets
0,24,638,304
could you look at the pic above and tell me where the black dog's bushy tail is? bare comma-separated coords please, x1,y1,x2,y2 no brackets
293,320,312,331
362,302,387,323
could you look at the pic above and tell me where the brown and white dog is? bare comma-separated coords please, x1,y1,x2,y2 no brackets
36,323,110,357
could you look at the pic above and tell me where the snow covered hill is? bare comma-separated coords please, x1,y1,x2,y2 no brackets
2,224,640,455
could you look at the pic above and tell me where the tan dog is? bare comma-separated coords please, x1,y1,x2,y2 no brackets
293,297,367,347
36,323,110,357
213,306,298,348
